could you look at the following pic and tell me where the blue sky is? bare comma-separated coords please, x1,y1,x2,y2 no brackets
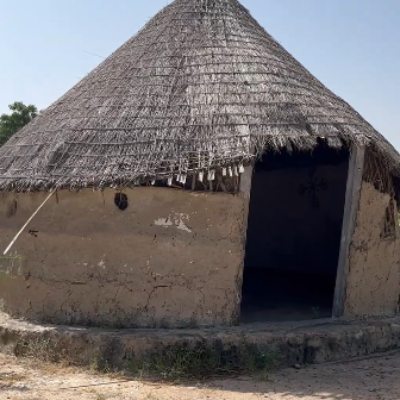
1,0,399,150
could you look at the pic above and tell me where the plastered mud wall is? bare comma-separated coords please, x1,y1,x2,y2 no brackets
345,182,400,316
0,188,247,328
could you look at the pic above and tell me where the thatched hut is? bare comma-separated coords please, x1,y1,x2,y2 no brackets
1,0,399,328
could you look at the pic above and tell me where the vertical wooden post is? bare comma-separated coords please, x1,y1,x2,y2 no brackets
240,166,253,200
333,144,365,318
233,166,254,324
239,166,254,251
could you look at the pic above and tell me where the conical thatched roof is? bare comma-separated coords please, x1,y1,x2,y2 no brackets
0,0,399,191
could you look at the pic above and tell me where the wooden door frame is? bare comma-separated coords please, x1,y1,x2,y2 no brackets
333,144,365,318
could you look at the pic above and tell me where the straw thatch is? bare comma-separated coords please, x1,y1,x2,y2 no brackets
0,0,399,191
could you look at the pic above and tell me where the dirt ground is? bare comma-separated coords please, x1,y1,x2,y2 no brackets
1,352,400,400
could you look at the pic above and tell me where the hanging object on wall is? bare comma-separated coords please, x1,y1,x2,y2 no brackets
298,166,329,209
198,171,204,182
208,170,216,181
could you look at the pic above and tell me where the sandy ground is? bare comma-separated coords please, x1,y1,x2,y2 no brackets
1,352,400,400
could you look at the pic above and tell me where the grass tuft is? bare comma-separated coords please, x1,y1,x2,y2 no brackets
11,337,282,382
116,341,282,381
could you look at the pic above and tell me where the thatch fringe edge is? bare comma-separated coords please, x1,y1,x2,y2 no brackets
0,134,398,193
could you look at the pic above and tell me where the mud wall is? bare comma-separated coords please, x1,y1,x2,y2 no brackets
0,188,247,328
345,182,400,316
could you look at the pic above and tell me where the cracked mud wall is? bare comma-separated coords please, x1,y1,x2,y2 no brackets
0,188,247,328
345,182,400,317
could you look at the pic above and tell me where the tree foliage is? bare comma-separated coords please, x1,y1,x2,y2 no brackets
0,102,38,146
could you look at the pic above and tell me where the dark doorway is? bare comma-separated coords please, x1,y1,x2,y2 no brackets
240,144,349,323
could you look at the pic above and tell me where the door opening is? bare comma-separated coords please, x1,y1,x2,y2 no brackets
240,144,349,323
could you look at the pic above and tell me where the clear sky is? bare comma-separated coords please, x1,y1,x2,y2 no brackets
1,0,399,150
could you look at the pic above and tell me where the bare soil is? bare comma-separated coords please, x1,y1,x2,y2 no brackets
1,352,400,400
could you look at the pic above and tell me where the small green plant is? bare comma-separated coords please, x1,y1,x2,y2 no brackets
90,353,113,374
